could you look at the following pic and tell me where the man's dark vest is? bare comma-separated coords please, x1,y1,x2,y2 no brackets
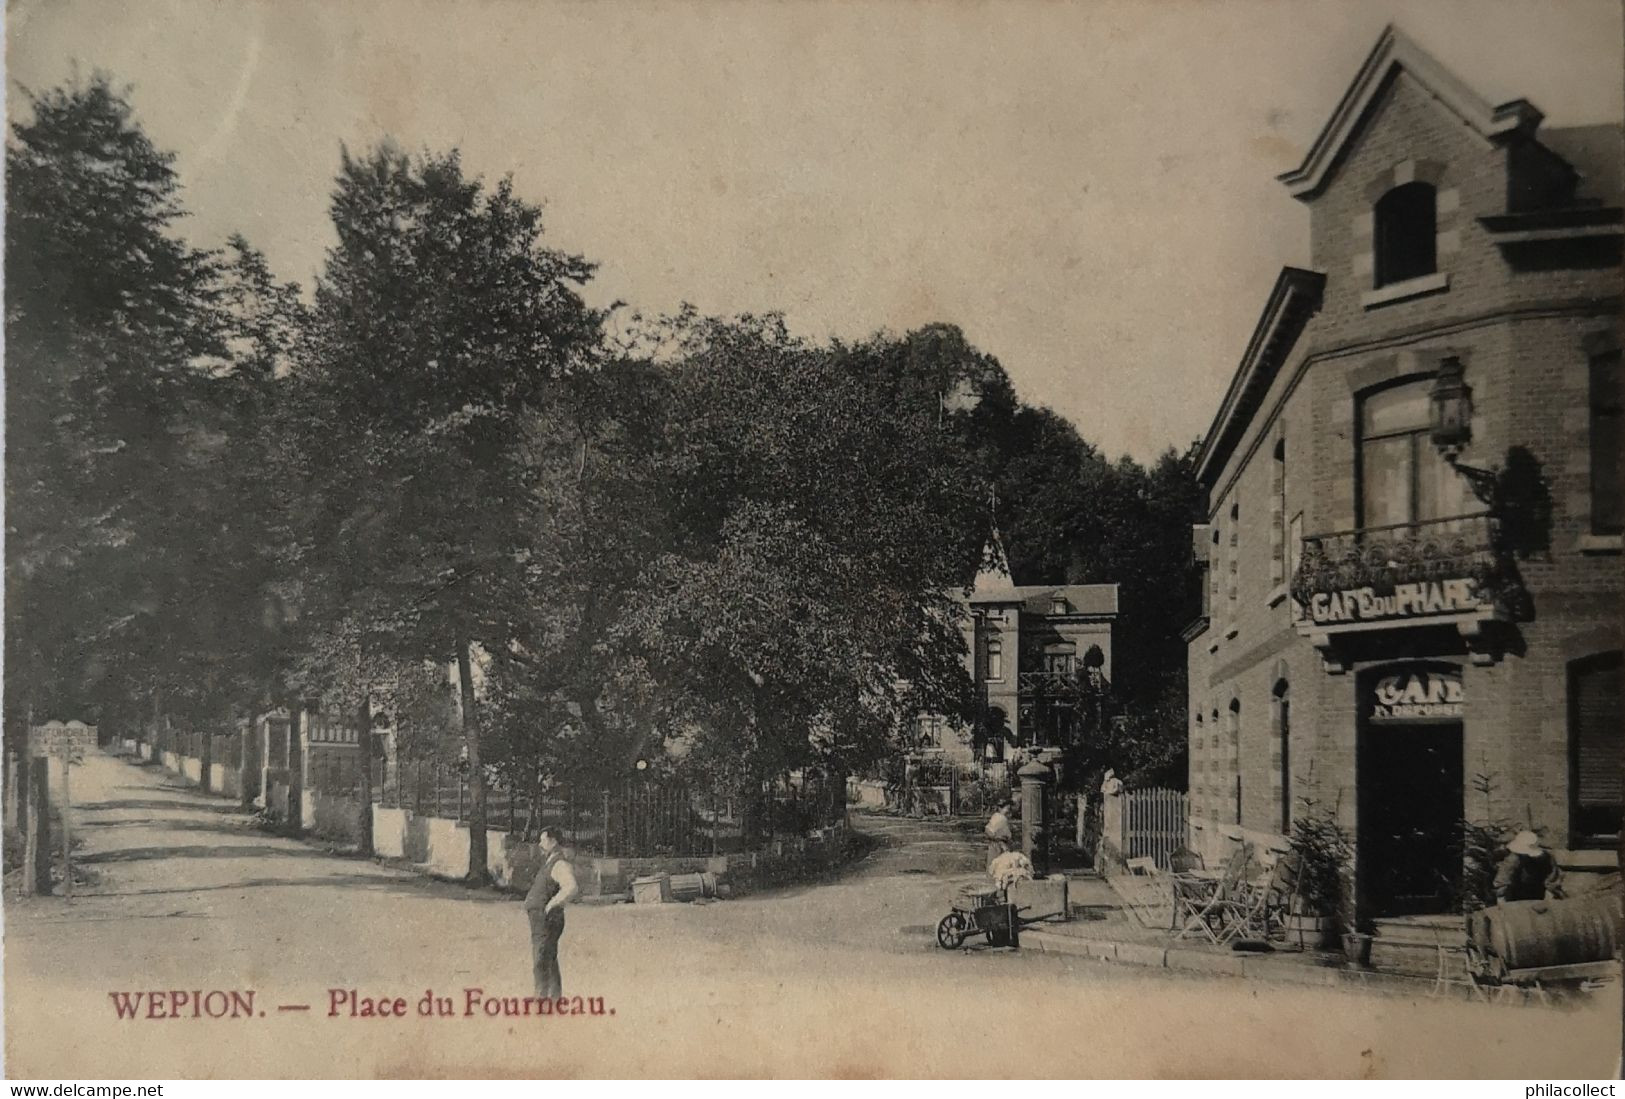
536,847,568,910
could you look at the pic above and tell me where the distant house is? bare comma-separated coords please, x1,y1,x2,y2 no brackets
914,534,1118,769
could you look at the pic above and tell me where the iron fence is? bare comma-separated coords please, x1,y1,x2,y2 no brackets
369,756,843,857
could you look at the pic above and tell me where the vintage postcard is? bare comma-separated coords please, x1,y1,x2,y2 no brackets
3,0,1622,1081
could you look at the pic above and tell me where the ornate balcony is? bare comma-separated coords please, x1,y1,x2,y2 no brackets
1017,668,1107,701
1290,511,1523,670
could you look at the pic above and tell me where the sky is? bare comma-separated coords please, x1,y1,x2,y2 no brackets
7,0,1623,462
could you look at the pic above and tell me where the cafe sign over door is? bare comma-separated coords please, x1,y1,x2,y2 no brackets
1369,666,1463,724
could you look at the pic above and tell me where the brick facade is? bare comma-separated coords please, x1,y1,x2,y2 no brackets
1186,28,1622,913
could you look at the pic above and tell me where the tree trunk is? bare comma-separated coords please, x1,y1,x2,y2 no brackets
25,756,52,896
457,642,490,887
200,716,213,793
286,699,305,835
356,691,375,857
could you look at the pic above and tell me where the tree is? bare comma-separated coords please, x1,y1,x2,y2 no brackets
2,75,279,749
287,143,603,883
613,318,989,795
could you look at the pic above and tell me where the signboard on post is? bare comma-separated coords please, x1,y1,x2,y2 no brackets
28,720,97,761
27,720,96,899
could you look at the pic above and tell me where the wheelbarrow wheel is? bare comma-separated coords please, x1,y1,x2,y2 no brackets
937,913,967,950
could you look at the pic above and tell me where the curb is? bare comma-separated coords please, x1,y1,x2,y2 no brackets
1022,928,1540,1004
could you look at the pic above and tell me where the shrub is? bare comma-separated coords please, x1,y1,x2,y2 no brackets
1289,802,1355,930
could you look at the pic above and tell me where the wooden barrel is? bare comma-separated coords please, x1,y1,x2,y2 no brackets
1481,893,1621,973
669,871,717,902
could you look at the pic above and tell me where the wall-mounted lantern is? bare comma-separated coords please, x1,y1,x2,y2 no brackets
1429,354,1473,462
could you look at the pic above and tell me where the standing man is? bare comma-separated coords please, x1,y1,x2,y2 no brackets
523,826,579,999
984,799,1016,868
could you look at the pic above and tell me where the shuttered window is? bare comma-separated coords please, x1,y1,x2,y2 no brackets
1570,651,1623,845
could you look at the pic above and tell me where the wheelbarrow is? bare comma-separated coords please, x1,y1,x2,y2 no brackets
936,884,1026,950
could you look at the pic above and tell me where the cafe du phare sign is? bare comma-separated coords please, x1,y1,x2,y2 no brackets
1306,576,1485,627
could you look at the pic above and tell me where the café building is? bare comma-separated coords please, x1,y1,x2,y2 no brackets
1184,27,1621,921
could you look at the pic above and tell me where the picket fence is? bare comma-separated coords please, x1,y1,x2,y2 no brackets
1120,786,1188,868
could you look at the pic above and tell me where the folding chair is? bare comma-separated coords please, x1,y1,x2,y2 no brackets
1222,850,1301,943
1173,844,1253,943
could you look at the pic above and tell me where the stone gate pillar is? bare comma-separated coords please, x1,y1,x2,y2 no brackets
1018,758,1054,876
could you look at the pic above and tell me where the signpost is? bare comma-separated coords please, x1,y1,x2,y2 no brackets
28,721,96,899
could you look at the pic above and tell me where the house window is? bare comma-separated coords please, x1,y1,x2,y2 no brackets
1359,378,1471,529
917,714,944,749
1051,597,1068,615
1228,699,1242,825
1210,527,1222,621
1374,182,1437,287
1228,502,1239,604
1287,512,1304,615
1570,651,1622,846
985,638,1003,682
1272,439,1287,586
1590,351,1622,535
1273,681,1291,835
1044,652,1075,676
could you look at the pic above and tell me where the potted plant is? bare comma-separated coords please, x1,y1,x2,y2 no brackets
1286,803,1352,951
1341,916,1376,968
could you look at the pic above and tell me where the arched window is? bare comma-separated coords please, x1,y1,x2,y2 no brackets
1272,438,1287,586
1273,680,1291,834
1228,699,1242,825
1374,182,1437,287
1228,502,1239,605
1570,651,1622,846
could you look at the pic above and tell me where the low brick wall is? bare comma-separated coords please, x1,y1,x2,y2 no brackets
211,763,241,800
267,779,294,822
1188,816,1291,870
308,788,367,846
850,778,888,809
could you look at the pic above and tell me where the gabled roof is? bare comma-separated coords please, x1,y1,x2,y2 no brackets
961,532,1118,617
1193,267,1325,490
970,528,1017,600
1277,25,1545,201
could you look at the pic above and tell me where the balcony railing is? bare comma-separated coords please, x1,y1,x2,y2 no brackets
1017,668,1107,700
1290,511,1520,620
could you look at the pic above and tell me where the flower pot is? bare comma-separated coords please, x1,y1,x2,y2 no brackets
1285,910,1340,950
1343,931,1374,968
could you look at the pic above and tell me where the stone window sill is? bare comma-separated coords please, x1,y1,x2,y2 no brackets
1578,533,1622,555
1361,271,1450,309
1558,846,1619,869
1266,584,1289,608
